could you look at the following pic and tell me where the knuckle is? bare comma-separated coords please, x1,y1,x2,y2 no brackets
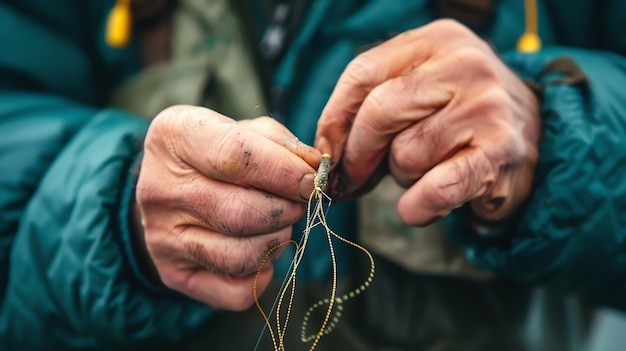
136,168,174,213
151,105,178,128
159,268,186,291
425,179,459,210
475,89,528,158
343,52,384,89
390,147,414,177
253,116,276,125
389,121,438,182
135,178,157,207
428,18,473,38
155,104,189,118
316,112,335,131
361,88,388,127
243,116,281,135
150,105,192,138
454,47,496,79
430,19,492,51
479,87,511,117
160,276,178,291
496,120,522,148
390,147,421,186
360,81,413,135
228,288,257,311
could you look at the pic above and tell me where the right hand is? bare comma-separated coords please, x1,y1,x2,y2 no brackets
136,105,319,310
315,20,541,226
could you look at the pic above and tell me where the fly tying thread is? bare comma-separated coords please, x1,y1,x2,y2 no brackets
254,154,375,351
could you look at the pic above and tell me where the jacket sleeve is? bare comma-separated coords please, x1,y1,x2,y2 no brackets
0,3,213,350
0,92,214,350
447,43,626,310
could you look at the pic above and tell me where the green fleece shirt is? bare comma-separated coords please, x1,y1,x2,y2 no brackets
1,0,626,349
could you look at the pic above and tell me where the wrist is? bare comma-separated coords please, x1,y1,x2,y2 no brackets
118,152,172,293
128,199,161,283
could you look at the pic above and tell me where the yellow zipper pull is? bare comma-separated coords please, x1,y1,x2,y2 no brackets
517,0,541,52
106,0,132,48
517,32,541,53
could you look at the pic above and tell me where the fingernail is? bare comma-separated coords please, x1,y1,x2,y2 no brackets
298,173,315,201
483,197,505,212
315,136,331,155
274,134,301,150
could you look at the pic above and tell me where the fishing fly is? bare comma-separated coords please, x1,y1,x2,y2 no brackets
254,153,375,351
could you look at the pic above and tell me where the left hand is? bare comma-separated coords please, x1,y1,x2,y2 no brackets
135,106,319,310
315,19,541,226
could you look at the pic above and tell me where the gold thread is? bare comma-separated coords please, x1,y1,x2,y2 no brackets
254,240,297,351
254,154,376,351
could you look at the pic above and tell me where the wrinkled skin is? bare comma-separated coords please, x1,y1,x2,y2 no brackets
136,105,319,310
316,19,541,226
135,19,541,309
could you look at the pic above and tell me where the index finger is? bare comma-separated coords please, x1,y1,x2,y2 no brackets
153,106,316,202
314,21,469,157
239,116,322,169
314,30,438,197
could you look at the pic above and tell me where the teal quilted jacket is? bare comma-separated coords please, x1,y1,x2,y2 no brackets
1,0,625,349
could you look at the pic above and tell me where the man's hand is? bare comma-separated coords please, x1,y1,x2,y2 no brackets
316,19,541,226
136,105,319,310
